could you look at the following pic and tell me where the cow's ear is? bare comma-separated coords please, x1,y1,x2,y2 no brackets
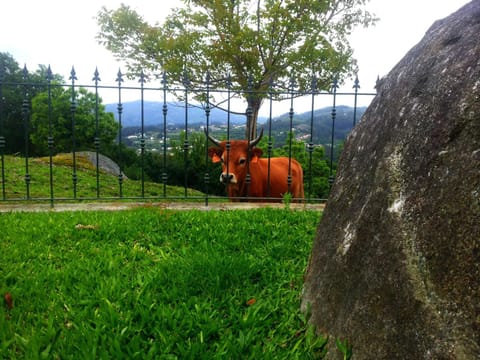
251,148,263,163
208,147,222,163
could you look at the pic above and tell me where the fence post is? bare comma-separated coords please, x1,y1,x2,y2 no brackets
329,78,339,188
139,70,146,198
0,64,5,200
69,67,78,199
161,71,168,198
182,69,190,199
116,69,124,198
353,76,360,126
307,74,318,201
203,72,211,206
46,66,55,207
225,73,232,198
22,65,31,199
244,75,256,199
287,76,296,196
266,78,274,198
93,67,101,198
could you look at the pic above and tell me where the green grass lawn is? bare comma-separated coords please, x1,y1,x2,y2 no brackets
0,208,327,359
0,154,205,200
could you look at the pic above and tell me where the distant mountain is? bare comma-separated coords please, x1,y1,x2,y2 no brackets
107,100,367,151
264,105,367,144
106,100,365,133
105,100,247,127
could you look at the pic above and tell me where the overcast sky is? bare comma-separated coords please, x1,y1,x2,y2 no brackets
0,0,471,113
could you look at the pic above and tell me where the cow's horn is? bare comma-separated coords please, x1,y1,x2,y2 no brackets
249,128,264,148
204,127,222,147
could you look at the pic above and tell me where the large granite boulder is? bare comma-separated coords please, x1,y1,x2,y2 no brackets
302,1,480,359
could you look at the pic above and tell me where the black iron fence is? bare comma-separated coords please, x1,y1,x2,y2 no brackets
0,66,376,206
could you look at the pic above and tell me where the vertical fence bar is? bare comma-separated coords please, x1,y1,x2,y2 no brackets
353,76,360,126
69,67,78,199
224,73,232,198
225,74,231,142
287,77,295,195
225,74,232,193
329,78,339,188
0,63,6,200
307,74,318,201
182,69,190,199
22,65,31,199
245,75,254,199
139,71,146,198
203,72,211,206
46,66,54,207
266,79,274,198
93,68,101,198
161,71,168,198
116,69,124,198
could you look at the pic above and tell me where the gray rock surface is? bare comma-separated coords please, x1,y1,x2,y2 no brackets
302,1,480,358
78,151,126,178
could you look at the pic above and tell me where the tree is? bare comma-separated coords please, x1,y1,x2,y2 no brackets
30,87,119,156
165,130,224,195
0,53,24,154
0,53,63,154
96,0,376,140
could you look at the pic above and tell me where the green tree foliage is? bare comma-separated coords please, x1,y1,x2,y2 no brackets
30,87,118,155
0,53,62,154
0,53,24,154
96,0,376,140
158,130,224,195
0,53,118,156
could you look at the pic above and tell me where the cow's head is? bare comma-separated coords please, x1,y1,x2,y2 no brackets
205,128,264,185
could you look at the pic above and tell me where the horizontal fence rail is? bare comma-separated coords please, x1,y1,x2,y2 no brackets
0,66,377,206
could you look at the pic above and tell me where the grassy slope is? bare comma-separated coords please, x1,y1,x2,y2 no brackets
0,208,326,359
0,154,204,200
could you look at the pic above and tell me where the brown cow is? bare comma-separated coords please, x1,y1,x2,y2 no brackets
205,128,304,202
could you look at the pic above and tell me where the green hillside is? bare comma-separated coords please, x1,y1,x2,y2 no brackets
0,154,204,201
263,105,366,145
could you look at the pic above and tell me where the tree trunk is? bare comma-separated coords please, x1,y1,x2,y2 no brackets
245,97,262,141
